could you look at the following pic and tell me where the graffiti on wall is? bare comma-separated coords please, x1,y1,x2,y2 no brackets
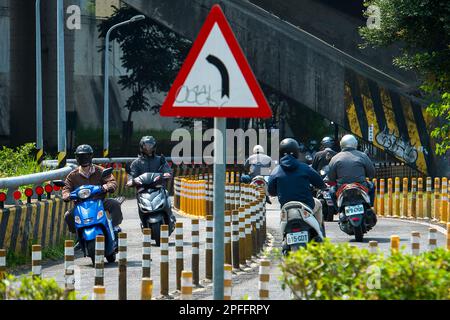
375,126,419,164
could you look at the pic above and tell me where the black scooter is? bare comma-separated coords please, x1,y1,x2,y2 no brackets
132,171,176,246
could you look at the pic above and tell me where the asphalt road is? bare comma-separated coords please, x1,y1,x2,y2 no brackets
13,197,447,300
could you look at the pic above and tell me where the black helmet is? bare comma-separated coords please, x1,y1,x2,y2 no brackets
140,136,157,157
75,144,94,167
321,136,335,149
279,138,300,159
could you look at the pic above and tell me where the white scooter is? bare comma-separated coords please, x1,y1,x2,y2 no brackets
280,201,325,255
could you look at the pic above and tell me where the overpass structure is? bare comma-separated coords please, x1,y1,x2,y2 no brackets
124,0,437,176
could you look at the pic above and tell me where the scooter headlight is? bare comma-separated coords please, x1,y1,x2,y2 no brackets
97,210,104,220
74,216,82,225
77,189,91,199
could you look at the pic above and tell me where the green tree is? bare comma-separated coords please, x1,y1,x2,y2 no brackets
359,0,450,155
98,5,191,145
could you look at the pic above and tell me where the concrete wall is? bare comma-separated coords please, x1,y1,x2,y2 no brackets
0,1,9,136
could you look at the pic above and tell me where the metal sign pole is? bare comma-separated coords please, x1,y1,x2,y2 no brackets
213,117,226,300
35,0,43,164
57,0,67,168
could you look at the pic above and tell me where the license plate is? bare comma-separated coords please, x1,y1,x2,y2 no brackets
323,193,331,199
345,205,364,216
286,231,309,245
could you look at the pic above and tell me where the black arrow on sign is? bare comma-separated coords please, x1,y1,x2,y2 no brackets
206,54,230,99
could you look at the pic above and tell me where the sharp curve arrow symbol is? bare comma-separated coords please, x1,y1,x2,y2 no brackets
206,54,230,99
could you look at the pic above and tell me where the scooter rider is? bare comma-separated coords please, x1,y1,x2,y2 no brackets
126,136,176,227
242,145,273,181
312,136,337,172
327,134,377,226
268,138,327,226
62,145,123,245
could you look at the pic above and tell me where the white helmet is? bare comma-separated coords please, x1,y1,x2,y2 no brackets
253,145,265,154
340,134,358,150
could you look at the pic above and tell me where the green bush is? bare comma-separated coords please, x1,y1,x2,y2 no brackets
279,239,450,300
0,274,77,300
0,143,41,178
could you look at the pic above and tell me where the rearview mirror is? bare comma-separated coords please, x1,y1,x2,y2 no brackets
53,180,65,187
102,167,114,178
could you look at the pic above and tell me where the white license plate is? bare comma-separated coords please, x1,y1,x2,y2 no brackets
345,205,364,216
286,231,309,245
323,193,331,199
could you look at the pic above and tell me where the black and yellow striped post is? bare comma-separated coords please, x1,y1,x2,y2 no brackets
433,178,441,222
175,222,184,291
58,151,67,168
390,235,400,254
181,270,193,300
95,235,105,286
64,240,75,295
224,264,232,300
251,202,258,258
441,178,448,224
401,178,408,219
141,278,153,300
205,215,213,281
32,244,42,278
142,228,151,278
225,210,232,266
394,177,400,218
372,178,378,213
428,228,437,250
191,219,200,286
411,178,417,219
259,259,270,300
103,149,109,159
411,231,420,256
232,210,240,270
387,178,393,217
238,207,246,268
425,177,432,220
417,178,424,219
245,205,252,265
379,179,385,217
160,224,169,297
118,232,127,300
92,286,106,300
0,249,6,280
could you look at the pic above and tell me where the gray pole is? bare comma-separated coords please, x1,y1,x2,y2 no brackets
103,16,145,158
35,0,43,164
213,117,226,300
57,0,67,168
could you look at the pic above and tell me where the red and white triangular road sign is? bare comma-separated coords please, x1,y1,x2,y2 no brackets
160,4,272,118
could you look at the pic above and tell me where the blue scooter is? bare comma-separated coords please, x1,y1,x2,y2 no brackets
54,168,119,265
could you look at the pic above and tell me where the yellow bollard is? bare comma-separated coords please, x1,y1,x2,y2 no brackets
440,178,448,224
417,178,423,219
387,178,393,217
372,178,378,213
394,177,400,218
447,223,450,250
180,179,185,214
425,177,432,220
141,278,153,300
379,179,385,216
390,235,400,254
433,177,441,222
402,178,408,218
411,178,417,219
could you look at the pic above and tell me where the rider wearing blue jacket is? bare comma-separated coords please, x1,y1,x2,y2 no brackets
268,138,327,225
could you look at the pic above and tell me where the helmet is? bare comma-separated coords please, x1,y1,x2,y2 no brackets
140,136,157,157
75,144,94,167
340,134,358,150
279,138,300,159
253,145,264,154
321,136,335,149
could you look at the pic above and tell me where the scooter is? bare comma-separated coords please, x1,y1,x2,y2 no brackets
316,165,337,222
336,183,376,242
280,201,325,255
134,171,175,246
54,168,122,266
250,175,272,204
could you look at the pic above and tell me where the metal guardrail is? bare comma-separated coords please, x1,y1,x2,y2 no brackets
0,164,77,205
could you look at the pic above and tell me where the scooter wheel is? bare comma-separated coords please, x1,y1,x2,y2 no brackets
86,240,96,266
106,253,116,263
